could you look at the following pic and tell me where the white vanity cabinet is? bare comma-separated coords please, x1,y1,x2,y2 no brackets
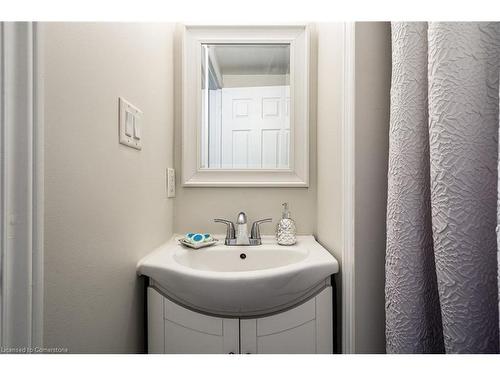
148,287,239,354
147,286,333,354
240,287,333,354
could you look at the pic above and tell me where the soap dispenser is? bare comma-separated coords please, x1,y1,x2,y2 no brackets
276,202,297,246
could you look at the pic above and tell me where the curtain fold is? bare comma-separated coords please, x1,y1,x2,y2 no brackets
498,70,500,346
386,22,500,354
386,22,444,353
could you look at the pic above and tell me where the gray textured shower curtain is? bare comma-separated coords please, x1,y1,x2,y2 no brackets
385,22,500,354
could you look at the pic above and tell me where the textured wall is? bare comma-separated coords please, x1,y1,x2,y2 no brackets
43,23,175,353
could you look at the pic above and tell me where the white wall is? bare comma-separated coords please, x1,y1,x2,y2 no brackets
40,22,391,355
315,22,391,354
314,22,345,353
173,25,317,235
354,22,391,354
43,23,175,353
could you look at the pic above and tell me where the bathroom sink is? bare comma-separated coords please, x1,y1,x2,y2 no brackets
173,246,308,272
137,235,339,316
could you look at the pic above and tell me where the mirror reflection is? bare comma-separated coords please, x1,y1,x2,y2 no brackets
200,44,291,169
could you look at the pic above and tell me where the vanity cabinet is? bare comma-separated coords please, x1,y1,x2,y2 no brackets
147,286,333,354
148,287,239,354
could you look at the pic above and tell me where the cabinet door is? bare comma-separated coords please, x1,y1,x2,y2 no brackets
148,287,239,354
148,287,166,353
240,287,333,354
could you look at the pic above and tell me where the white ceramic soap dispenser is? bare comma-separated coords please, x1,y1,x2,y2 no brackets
276,202,297,245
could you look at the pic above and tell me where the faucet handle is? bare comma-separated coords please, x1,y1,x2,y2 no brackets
250,218,272,240
214,219,236,240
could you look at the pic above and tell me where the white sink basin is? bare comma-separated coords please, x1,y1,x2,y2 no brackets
174,246,308,272
137,235,339,316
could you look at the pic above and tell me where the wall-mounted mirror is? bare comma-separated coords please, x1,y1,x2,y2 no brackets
182,25,309,187
200,44,291,170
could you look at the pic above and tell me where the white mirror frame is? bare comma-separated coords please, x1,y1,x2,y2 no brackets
181,25,309,187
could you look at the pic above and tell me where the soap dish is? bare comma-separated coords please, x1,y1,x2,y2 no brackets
178,238,218,249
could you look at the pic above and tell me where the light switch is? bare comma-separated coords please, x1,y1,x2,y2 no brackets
119,97,143,150
125,112,134,136
133,118,141,140
167,168,175,198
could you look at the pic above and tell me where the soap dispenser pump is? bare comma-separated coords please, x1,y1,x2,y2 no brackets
276,202,297,246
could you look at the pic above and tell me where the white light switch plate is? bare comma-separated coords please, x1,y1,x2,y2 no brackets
167,168,175,198
119,97,143,150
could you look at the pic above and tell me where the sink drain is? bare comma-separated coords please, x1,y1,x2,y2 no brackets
240,253,246,259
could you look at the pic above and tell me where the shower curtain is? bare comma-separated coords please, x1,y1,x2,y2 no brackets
385,22,500,353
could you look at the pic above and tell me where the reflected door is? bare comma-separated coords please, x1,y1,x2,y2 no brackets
220,85,290,169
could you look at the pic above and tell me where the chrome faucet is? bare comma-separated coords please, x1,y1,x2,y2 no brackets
214,212,272,246
235,212,250,245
